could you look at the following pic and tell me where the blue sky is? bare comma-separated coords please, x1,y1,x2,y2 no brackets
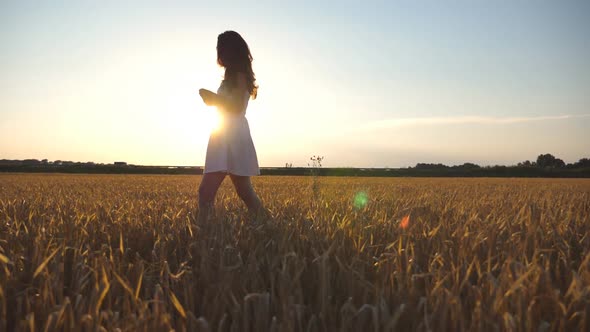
1,1,588,167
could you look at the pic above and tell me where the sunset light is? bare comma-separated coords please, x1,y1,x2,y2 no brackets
204,106,222,134
1,2,589,331
0,2,588,168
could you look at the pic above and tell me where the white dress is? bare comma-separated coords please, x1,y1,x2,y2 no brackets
204,82,260,176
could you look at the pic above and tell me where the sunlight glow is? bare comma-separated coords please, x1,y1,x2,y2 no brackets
1,2,588,167
204,106,222,133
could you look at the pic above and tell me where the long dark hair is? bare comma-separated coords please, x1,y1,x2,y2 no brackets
217,31,258,99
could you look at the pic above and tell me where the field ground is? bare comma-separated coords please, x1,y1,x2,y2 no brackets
0,174,589,331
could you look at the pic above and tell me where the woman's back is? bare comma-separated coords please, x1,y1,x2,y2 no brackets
217,81,250,116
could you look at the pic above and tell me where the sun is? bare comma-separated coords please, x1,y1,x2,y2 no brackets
185,102,222,139
162,90,222,150
201,106,222,133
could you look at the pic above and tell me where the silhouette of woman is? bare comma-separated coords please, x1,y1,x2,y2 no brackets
197,31,264,224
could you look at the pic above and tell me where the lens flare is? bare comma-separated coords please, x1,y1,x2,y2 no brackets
353,191,369,209
400,215,410,229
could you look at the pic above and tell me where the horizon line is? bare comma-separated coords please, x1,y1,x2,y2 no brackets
1,156,588,169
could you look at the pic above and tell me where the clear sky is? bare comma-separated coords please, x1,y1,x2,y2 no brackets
1,1,589,167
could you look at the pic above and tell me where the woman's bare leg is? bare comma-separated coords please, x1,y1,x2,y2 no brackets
197,172,226,224
229,174,264,217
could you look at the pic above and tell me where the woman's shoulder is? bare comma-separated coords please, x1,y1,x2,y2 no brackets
222,72,247,85
234,72,248,90
222,72,248,92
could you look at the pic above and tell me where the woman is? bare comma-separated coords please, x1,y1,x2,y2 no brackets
197,30,264,224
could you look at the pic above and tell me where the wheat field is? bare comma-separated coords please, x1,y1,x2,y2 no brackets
0,174,589,331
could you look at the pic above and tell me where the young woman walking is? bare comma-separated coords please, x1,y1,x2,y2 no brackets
197,31,264,224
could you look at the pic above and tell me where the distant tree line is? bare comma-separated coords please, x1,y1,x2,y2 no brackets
0,159,97,166
517,154,590,169
0,159,201,174
415,154,589,170
1,154,589,177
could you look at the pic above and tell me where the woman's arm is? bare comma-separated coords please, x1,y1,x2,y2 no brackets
199,73,249,113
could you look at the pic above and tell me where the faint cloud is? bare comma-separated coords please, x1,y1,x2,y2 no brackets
363,114,590,130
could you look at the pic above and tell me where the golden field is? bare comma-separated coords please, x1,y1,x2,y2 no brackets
0,174,589,331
